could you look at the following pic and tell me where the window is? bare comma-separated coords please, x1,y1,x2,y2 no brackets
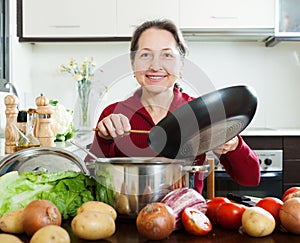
0,0,9,92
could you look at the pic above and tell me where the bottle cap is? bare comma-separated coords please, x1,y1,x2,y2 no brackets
17,110,28,123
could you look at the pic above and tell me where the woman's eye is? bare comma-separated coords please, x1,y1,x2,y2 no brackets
139,52,151,59
162,52,174,59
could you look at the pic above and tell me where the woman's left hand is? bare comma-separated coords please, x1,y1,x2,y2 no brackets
213,136,239,155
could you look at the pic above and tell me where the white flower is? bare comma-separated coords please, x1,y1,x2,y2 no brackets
52,103,73,134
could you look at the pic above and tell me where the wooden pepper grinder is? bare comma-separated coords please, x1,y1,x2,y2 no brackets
35,94,56,147
4,94,19,154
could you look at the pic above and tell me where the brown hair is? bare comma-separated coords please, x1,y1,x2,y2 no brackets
130,19,188,61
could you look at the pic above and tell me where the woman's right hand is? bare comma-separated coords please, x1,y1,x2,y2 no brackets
96,113,131,139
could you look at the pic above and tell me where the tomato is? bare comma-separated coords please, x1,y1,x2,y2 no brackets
256,197,283,225
216,202,246,230
206,197,230,224
282,187,300,202
182,207,212,236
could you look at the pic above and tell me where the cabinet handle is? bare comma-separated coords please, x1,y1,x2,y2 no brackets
210,16,238,20
49,25,81,29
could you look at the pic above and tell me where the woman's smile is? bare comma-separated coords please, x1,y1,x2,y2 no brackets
146,74,167,82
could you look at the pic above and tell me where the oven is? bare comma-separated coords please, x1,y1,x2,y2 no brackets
202,150,283,198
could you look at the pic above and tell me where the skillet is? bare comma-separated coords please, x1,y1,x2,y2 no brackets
147,85,257,159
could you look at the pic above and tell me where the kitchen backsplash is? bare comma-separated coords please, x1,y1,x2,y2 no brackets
8,41,300,131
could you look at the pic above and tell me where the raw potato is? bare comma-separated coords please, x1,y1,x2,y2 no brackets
71,211,115,240
76,201,117,220
115,194,130,214
30,225,70,243
0,233,23,243
0,208,24,234
242,206,276,237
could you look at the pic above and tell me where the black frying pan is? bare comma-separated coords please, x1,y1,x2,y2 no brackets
147,85,257,159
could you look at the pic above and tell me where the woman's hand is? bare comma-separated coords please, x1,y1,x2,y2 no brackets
213,136,239,155
96,114,131,139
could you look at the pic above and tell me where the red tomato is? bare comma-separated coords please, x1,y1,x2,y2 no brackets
256,197,283,225
206,197,230,224
182,207,212,236
216,202,246,230
282,187,300,202
282,187,300,200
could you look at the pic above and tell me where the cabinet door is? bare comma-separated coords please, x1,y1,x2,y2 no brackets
116,0,179,36
22,0,116,37
179,0,275,29
276,0,300,36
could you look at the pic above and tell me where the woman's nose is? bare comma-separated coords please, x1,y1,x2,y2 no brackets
149,55,162,71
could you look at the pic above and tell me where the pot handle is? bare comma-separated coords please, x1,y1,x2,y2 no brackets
183,164,210,173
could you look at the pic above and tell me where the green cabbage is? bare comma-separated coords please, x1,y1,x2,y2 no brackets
0,171,99,220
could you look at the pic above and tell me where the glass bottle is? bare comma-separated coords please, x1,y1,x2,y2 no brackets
16,110,29,151
26,108,41,148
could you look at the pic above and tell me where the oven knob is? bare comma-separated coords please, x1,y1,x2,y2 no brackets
264,158,272,166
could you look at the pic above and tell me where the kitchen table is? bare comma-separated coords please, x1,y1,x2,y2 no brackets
18,219,300,243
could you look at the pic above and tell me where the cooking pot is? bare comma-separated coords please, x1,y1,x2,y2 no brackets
88,156,209,220
0,147,209,220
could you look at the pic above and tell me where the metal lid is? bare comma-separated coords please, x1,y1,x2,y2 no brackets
0,147,89,175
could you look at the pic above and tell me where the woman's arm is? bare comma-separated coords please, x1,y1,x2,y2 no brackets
218,135,260,186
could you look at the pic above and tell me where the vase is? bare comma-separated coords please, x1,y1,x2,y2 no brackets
76,80,92,132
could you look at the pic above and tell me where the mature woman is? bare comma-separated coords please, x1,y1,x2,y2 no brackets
87,19,260,193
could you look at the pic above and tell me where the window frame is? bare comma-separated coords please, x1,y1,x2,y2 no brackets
0,0,9,92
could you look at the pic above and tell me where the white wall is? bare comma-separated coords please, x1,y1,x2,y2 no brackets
6,1,300,131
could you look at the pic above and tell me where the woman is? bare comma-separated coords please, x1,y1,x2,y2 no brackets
88,19,260,193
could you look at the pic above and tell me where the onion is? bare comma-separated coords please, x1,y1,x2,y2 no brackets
22,199,62,236
279,198,300,234
136,202,175,240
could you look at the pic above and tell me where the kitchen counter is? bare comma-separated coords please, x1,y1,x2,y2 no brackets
18,220,300,243
241,128,300,136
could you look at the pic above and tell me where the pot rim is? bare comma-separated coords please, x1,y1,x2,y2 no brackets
93,156,192,165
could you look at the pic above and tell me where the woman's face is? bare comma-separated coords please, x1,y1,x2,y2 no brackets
131,28,184,93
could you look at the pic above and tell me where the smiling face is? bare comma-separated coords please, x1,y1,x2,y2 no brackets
131,28,184,94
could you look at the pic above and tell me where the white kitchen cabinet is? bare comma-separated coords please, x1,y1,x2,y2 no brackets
116,0,179,36
21,0,116,38
179,0,275,29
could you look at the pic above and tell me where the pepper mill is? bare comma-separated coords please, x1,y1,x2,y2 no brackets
35,94,56,147
4,94,19,154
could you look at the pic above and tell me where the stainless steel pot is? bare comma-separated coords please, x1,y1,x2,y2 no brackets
87,157,209,220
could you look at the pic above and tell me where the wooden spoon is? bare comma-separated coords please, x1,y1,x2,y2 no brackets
92,127,150,134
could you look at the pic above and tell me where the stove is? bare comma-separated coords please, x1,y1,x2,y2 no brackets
209,149,283,198
214,149,283,172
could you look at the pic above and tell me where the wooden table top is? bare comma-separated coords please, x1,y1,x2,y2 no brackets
17,219,300,243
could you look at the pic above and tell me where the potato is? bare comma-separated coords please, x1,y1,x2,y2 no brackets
115,194,130,214
30,225,70,243
71,211,115,240
0,208,24,234
0,233,23,243
242,206,276,237
76,201,117,220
